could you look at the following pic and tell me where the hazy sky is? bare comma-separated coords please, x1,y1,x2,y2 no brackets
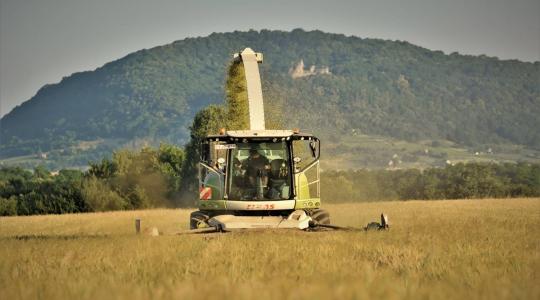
1,0,539,117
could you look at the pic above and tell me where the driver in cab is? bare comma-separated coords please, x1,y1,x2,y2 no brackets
243,146,270,189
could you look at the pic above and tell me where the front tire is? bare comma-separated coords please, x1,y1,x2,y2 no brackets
190,211,210,229
307,208,331,225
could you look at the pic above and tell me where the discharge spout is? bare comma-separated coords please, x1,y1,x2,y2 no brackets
233,48,266,130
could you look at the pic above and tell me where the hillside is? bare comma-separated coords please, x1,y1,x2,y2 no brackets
1,29,539,168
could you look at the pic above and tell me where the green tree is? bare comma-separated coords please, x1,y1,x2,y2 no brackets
81,176,126,211
157,143,185,196
180,105,227,205
88,158,117,179
0,197,17,216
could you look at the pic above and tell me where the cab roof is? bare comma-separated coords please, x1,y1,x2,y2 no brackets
227,130,294,138
206,130,317,140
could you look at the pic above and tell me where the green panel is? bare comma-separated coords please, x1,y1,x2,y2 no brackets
204,172,223,200
295,173,310,199
198,200,227,210
294,198,321,209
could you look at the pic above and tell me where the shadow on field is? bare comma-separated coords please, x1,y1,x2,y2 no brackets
7,234,109,241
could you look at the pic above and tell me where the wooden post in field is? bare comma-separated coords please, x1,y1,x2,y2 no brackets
135,218,141,234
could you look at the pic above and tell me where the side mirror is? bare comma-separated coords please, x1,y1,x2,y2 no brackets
309,141,317,158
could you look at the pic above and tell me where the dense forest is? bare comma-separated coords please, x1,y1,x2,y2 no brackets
1,29,539,167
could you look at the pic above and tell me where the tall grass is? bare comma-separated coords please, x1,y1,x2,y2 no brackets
1,198,539,299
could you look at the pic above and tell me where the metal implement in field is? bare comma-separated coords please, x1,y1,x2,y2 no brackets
187,48,388,233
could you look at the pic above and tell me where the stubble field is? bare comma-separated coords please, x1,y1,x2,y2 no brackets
1,198,539,299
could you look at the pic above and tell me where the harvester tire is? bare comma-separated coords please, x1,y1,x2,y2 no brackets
190,211,210,229
308,209,331,225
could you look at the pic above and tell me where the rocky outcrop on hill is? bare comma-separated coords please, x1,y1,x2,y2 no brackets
289,59,331,78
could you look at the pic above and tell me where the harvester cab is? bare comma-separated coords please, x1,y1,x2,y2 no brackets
190,48,330,231
200,130,320,206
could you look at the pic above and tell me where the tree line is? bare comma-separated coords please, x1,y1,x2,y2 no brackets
0,144,185,216
321,162,540,202
1,159,538,216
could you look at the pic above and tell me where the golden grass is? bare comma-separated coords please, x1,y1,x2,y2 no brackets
1,198,539,300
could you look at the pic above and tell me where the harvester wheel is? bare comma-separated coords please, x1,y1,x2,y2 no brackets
190,211,210,229
308,209,331,225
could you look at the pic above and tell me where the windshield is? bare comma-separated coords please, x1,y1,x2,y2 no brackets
228,141,291,200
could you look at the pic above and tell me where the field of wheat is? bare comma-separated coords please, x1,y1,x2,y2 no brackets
1,198,539,300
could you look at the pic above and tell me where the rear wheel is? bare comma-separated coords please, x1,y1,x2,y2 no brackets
307,208,331,225
190,211,210,229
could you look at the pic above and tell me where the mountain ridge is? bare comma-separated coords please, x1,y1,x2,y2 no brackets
1,29,539,168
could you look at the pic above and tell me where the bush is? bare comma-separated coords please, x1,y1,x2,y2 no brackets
0,197,17,216
81,177,127,212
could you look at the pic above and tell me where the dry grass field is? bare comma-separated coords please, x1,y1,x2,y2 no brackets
1,198,539,300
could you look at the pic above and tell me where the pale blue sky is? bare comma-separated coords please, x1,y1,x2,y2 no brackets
1,0,539,117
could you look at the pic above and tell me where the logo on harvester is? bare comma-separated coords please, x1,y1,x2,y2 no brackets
199,187,212,200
